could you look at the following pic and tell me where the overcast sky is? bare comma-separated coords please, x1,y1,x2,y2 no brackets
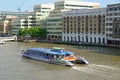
0,0,119,12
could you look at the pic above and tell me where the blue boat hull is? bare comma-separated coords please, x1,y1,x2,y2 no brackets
22,52,73,67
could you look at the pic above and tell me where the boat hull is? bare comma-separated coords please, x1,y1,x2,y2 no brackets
22,52,73,67
75,57,89,64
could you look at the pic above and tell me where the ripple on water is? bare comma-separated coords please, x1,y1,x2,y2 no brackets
72,64,120,80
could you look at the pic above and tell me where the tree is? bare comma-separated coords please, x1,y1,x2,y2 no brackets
18,28,28,39
18,27,47,40
18,28,23,36
28,27,40,39
39,28,47,39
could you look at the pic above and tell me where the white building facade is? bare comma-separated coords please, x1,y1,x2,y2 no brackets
34,4,54,20
12,4,55,35
34,4,54,13
12,12,41,35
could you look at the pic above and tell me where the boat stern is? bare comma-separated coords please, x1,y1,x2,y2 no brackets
76,57,89,64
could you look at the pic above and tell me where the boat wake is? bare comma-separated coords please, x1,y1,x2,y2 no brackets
91,64,120,71
72,64,120,79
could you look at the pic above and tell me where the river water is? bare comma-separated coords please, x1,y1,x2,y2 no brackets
0,42,120,80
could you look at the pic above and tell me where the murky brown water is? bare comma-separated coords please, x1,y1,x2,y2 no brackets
0,42,120,80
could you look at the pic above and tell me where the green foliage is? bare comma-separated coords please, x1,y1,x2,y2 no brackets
18,27,47,39
28,27,40,38
18,28,23,36
39,28,47,38
18,28,28,37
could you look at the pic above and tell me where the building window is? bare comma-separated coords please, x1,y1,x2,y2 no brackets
109,23,112,26
90,37,92,43
102,38,105,43
109,13,112,16
78,36,80,42
114,7,118,11
75,36,76,42
82,24,84,26
94,28,96,30
106,18,108,21
82,28,84,30
108,8,113,11
114,13,118,16
109,18,112,21
59,36,61,38
98,38,101,43
71,37,73,42
94,24,96,26
109,34,112,37
86,36,88,42
94,37,96,43
106,23,109,26
106,33,109,37
90,24,92,27
82,37,84,42
90,28,92,30
109,28,112,31
67,36,69,42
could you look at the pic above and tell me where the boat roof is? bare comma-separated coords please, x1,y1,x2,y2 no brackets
27,47,74,56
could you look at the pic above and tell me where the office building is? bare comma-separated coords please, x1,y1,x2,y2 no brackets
106,3,120,45
11,12,41,35
47,0,99,41
0,11,32,17
62,8,106,44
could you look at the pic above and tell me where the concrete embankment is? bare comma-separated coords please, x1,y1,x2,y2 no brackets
36,40,120,48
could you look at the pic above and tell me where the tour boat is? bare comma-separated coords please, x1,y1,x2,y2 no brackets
22,47,88,66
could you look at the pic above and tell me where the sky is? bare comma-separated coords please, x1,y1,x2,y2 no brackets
0,0,119,12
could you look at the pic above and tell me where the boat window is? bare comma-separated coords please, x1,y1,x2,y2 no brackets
51,49,61,53
51,55,54,58
55,55,59,58
43,53,47,56
66,54,70,56
27,50,46,56
26,52,29,55
40,52,44,56
46,53,48,56
48,54,54,59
